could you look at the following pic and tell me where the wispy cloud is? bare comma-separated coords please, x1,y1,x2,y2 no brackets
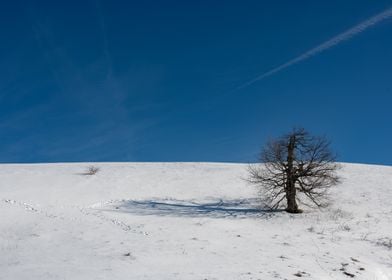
237,6,392,89
94,0,113,80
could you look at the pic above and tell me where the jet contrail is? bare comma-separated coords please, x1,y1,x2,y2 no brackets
237,6,392,89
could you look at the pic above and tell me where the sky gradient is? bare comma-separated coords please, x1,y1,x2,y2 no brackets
1,0,391,165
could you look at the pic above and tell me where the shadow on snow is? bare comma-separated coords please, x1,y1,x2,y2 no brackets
100,198,282,219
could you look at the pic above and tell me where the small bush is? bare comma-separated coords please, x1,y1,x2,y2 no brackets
84,166,100,175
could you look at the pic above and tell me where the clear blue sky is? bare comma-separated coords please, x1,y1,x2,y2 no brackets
1,0,391,164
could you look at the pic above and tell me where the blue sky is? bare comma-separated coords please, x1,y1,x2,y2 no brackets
0,0,391,164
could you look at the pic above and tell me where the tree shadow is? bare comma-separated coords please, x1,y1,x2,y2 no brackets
100,198,283,219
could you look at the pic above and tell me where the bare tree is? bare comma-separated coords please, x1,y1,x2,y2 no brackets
248,128,340,213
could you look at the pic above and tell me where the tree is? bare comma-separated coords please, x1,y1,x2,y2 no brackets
248,128,340,213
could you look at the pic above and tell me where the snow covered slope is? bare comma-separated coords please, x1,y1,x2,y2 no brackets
0,162,391,279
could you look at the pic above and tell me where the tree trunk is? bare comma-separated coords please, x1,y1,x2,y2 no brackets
286,135,300,213
286,179,299,213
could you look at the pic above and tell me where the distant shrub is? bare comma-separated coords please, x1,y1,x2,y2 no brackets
84,166,100,175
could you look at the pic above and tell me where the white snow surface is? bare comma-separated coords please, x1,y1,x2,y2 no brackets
0,162,391,279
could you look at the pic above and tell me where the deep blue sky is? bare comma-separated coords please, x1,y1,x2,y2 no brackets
1,1,391,164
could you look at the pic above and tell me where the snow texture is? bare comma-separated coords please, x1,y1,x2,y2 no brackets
0,162,391,279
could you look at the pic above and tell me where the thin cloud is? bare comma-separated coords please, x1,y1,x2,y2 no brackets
94,0,113,79
237,6,392,89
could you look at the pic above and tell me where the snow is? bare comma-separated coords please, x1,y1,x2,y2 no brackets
0,162,391,279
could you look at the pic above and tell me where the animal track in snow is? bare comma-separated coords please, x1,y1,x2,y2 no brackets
80,206,149,236
2,199,59,219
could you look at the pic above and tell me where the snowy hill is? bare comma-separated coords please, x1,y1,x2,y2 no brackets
1,162,391,279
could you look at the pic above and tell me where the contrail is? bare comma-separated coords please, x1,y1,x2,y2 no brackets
237,6,392,89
